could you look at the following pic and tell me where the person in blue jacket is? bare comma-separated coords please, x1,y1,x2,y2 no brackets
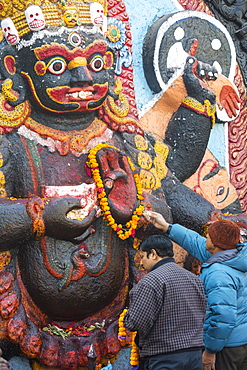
143,210,247,370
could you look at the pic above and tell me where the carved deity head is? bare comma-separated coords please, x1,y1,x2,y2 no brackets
16,30,115,117
62,6,80,27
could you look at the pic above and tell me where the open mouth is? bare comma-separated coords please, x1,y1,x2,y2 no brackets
47,83,109,107
6,34,18,44
94,18,104,25
66,87,95,101
29,20,45,29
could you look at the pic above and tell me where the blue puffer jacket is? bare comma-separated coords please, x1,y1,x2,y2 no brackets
169,224,247,353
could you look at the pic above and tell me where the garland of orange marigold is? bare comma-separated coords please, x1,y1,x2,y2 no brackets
118,308,139,369
87,144,144,240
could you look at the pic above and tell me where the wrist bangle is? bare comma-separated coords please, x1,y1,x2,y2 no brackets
181,97,216,126
26,195,45,240
166,224,172,235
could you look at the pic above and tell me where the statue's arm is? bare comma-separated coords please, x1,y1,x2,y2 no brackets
165,57,217,182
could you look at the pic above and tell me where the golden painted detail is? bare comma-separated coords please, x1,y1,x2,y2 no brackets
107,23,121,43
182,97,216,126
134,134,148,151
0,170,7,198
99,80,142,132
106,93,129,117
137,151,152,170
0,29,4,43
135,138,169,191
102,96,141,129
139,169,161,191
102,79,130,119
0,95,31,130
0,251,11,269
24,116,108,155
0,154,5,197
0,0,108,34
26,195,45,240
154,141,169,162
2,79,18,102
0,153,3,168
153,156,168,179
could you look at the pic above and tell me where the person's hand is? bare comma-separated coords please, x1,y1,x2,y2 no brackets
202,350,216,370
143,210,170,232
0,348,10,369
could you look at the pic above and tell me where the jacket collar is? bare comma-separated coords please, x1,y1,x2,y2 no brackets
151,257,175,271
205,245,244,265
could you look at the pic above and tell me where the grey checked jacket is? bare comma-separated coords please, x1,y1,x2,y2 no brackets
124,258,206,357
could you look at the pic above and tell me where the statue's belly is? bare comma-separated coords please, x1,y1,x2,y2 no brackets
18,221,126,321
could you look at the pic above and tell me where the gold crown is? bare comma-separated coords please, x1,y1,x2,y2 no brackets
0,0,108,38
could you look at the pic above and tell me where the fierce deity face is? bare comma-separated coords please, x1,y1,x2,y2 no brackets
18,30,115,116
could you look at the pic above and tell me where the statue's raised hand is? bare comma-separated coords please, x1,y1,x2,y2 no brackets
183,56,217,105
43,197,97,241
96,146,138,224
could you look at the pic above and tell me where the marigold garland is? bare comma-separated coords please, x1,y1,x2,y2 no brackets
118,308,129,346
118,308,139,369
130,332,139,369
87,144,144,240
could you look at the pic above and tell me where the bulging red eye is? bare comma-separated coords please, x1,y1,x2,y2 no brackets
47,58,67,75
90,56,104,72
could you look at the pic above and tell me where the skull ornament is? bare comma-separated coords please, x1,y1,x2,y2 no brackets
25,5,46,31
90,2,107,33
1,18,20,45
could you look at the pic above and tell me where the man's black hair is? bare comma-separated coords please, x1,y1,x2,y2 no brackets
139,235,174,258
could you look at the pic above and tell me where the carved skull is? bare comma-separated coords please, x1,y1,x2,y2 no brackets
25,5,46,31
90,2,107,33
1,18,20,45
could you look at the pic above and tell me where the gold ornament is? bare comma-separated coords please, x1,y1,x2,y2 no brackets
0,0,108,39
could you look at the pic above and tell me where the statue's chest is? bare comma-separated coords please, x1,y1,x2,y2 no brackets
37,146,91,186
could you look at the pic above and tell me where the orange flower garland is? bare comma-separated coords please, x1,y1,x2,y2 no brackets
87,144,144,240
118,308,139,369
118,308,129,347
130,332,139,369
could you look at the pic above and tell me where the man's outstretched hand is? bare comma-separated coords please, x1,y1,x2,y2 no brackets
143,210,169,232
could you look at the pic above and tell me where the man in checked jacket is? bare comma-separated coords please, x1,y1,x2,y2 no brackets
124,234,207,370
